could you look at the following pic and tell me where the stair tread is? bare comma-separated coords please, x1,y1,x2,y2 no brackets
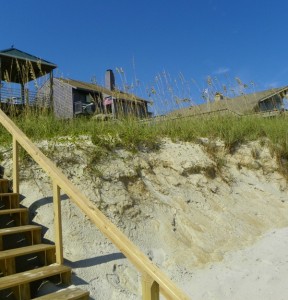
0,225,41,236
0,179,9,183
33,287,89,300
0,193,18,196
0,208,27,214
0,180,9,194
0,243,55,259
0,264,71,289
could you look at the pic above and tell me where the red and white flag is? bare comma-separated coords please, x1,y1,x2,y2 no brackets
103,96,113,106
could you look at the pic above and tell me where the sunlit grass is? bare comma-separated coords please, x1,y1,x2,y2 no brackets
1,109,287,175
1,112,287,155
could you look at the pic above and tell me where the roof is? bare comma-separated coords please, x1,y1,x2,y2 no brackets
58,78,151,104
169,86,288,117
0,47,57,83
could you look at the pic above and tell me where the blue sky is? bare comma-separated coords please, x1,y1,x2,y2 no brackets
2,0,288,114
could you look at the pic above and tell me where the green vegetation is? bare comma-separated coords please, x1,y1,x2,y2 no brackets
0,111,287,175
163,115,288,176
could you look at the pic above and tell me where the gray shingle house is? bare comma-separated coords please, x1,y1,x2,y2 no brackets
38,70,151,119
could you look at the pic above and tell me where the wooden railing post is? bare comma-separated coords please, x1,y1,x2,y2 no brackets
12,137,19,194
53,181,63,264
142,273,159,300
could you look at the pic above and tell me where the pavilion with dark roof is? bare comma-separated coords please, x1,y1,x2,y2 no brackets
0,47,57,106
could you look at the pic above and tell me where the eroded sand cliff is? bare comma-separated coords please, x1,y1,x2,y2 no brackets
1,137,287,299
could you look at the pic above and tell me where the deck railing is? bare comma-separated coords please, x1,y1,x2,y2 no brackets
0,109,190,300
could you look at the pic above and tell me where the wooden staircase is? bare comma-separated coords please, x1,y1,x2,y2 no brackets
0,178,89,300
0,108,191,300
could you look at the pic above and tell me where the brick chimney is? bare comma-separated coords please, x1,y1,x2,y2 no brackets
105,69,115,91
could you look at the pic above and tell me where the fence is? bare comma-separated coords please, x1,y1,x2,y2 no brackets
0,85,50,108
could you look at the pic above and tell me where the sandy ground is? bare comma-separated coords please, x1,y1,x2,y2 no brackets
183,227,288,300
1,137,288,299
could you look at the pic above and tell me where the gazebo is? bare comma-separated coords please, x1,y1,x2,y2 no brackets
0,47,57,106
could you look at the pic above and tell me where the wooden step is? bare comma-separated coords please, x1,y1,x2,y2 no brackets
0,244,55,260
0,179,9,193
34,287,89,300
0,208,28,216
0,193,20,209
0,264,72,288
0,225,42,250
0,208,28,227
0,244,56,276
0,225,42,237
0,264,71,299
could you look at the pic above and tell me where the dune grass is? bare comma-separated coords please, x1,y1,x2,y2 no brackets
58,112,288,177
0,111,287,173
1,111,287,152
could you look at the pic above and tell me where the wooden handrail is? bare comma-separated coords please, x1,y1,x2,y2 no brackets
0,109,190,300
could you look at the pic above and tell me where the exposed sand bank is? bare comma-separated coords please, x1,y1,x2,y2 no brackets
1,137,287,299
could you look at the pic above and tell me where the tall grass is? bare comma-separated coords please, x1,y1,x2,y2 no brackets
1,110,287,175
1,111,287,153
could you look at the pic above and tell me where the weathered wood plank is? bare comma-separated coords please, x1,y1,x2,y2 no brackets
0,225,41,236
0,244,55,260
0,264,71,289
142,272,159,300
0,208,28,226
0,179,9,193
12,137,19,194
0,193,20,209
0,208,27,215
34,287,89,300
53,182,63,264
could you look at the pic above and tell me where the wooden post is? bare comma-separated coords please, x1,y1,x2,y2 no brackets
12,137,19,194
0,57,2,102
49,71,54,112
53,181,63,264
21,83,26,105
142,273,159,300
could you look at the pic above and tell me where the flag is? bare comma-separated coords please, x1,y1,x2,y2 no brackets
103,96,113,106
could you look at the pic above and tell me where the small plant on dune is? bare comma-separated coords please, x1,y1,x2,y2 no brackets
91,132,122,150
90,118,160,153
